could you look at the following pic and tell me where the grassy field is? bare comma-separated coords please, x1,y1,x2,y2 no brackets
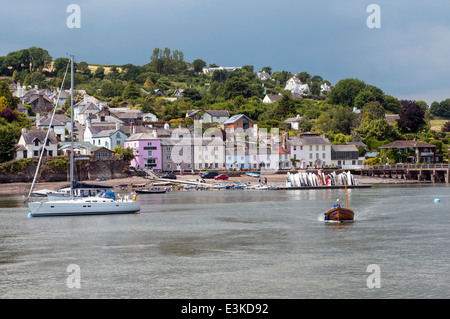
430,119,447,131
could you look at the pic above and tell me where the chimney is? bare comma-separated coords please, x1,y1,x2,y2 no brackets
116,122,120,131
36,113,41,126
84,95,88,104
152,129,158,138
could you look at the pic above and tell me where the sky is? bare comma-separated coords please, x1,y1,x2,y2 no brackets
1,0,450,105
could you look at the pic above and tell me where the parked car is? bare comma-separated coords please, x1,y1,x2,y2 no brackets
160,172,177,179
201,171,219,179
214,174,229,180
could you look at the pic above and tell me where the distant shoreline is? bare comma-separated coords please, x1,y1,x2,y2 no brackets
0,173,424,196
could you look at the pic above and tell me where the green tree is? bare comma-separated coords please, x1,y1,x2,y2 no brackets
101,81,125,98
28,46,52,72
0,80,18,109
329,78,366,107
383,94,402,114
192,59,206,73
0,124,21,163
354,118,401,142
354,90,376,109
332,106,357,135
362,101,385,120
94,66,105,79
430,99,450,118
296,71,311,83
122,80,141,100
272,92,294,120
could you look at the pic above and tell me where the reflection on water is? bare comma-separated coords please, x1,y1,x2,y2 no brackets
0,184,449,298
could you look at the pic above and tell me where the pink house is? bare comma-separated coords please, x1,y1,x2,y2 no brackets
125,133,162,172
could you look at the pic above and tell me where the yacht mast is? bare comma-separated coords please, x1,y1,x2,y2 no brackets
70,55,74,199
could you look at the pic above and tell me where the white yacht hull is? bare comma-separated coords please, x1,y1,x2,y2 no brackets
27,198,140,217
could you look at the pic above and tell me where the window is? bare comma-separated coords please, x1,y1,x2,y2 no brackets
309,146,312,151
293,146,297,151
322,145,325,151
316,153,319,159
166,163,171,169
147,142,152,146
34,139,39,146
34,150,39,157
309,153,312,159
322,153,325,159
166,155,171,160
166,146,172,151
316,145,319,151
148,151,153,156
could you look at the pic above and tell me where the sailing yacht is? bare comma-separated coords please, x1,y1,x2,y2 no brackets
26,56,140,217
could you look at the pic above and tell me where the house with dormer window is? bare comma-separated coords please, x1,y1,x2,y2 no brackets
15,129,58,160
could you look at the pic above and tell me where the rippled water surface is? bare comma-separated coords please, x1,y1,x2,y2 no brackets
1,184,449,298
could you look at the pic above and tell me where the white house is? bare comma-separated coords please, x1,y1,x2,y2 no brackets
284,115,303,130
73,95,105,123
15,129,58,160
285,77,310,95
283,132,332,168
142,112,159,122
256,71,273,81
262,94,282,104
36,116,66,141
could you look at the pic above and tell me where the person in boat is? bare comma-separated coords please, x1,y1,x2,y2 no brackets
333,198,340,208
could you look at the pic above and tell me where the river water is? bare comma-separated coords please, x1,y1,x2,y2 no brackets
0,184,449,299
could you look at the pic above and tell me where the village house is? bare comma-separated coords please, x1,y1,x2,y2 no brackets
285,76,310,95
262,94,283,104
125,132,162,171
73,95,105,123
186,110,230,123
282,132,332,169
284,115,303,130
84,122,128,150
330,144,362,169
91,147,115,160
223,114,254,133
378,140,442,164
36,116,66,141
256,71,273,81
15,129,58,160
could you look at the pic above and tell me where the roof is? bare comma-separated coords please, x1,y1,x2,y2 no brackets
284,115,302,123
379,140,436,149
93,129,127,138
38,117,65,127
385,114,400,123
223,114,253,125
79,102,100,114
205,110,229,117
279,146,290,154
264,94,282,102
301,136,332,145
20,130,58,144
331,144,359,152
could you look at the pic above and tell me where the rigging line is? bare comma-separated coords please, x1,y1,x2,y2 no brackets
25,59,71,202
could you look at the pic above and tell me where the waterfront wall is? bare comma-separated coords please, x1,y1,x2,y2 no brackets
0,159,135,183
